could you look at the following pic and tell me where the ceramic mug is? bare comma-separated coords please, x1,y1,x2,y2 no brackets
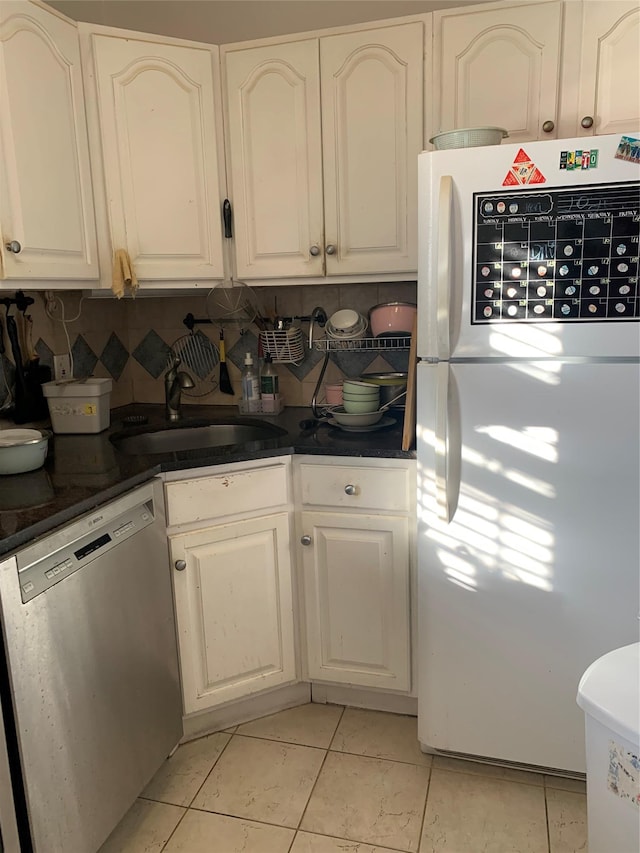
324,383,343,405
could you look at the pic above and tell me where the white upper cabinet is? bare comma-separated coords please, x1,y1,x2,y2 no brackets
224,40,324,279
0,1,98,282
223,20,424,280
84,26,226,281
320,25,423,276
433,0,562,143
572,0,640,136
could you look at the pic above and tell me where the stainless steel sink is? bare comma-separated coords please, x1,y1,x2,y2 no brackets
111,419,287,455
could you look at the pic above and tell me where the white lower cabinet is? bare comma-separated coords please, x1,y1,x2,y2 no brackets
166,462,297,715
296,458,414,694
300,510,410,691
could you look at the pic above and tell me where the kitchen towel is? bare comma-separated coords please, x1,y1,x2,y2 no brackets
111,249,138,299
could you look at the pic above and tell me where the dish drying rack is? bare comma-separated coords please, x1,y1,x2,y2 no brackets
313,335,412,352
311,334,412,418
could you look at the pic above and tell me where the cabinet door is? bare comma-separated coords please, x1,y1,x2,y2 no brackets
434,1,562,143
90,30,225,280
0,1,98,280
320,22,423,275
575,1,640,137
300,511,410,691
171,513,296,714
224,40,324,279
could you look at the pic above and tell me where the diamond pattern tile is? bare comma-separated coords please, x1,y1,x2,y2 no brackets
71,335,98,379
227,331,259,371
34,338,54,372
100,332,129,381
132,329,173,379
329,349,377,378
284,343,324,381
380,349,410,373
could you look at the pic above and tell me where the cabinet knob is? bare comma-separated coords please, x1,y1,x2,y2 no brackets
542,120,555,134
309,245,320,256
325,244,336,255
344,484,357,496
5,240,21,254
581,115,594,129
300,535,312,546
174,559,186,571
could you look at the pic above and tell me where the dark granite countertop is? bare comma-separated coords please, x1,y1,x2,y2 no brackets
0,403,414,558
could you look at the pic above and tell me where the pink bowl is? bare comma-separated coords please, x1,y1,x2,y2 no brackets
369,302,417,337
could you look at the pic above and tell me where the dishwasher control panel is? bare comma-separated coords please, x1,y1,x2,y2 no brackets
18,500,155,603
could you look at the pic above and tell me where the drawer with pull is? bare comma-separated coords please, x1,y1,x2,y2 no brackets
165,463,289,526
298,463,409,512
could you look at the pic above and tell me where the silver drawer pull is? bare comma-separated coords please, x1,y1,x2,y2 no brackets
344,484,357,496
300,535,312,546
174,559,186,571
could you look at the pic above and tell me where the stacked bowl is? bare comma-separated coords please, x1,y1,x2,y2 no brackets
325,309,367,340
330,380,382,426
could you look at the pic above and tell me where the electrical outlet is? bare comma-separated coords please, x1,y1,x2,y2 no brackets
45,290,58,312
53,354,71,381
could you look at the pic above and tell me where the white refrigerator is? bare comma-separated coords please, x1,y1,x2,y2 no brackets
416,134,640,773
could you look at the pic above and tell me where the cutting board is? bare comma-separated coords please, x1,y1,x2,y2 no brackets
402,314,417,451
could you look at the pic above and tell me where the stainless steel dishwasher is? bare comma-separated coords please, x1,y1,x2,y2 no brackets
0,479,182,853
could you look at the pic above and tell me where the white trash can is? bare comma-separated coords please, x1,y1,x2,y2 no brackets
577,643,640,853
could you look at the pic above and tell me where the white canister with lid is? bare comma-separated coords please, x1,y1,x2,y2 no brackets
0,428,50,475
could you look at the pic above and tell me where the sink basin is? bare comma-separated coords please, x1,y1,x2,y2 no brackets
111,419,287,455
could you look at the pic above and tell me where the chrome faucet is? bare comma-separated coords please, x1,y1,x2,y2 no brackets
164,356,195,421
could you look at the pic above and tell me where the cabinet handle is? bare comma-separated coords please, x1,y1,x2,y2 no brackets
174,559,186,571
325,244,336,255
309,245,320,256
5,240,21,254
344,484,357,496
300,535,312,546
581,115,594,129
542,120,555,133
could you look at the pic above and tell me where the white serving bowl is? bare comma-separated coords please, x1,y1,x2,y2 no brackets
328,309,361,333
0,428,50,475
325,316,367,340
331,408,383,427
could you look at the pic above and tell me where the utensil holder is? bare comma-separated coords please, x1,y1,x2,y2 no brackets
259,329,305,365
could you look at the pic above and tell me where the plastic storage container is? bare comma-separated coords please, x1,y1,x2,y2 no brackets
42,378,112,433
577,643,640,853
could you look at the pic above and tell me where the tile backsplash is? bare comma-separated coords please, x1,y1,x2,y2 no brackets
16,281,416,412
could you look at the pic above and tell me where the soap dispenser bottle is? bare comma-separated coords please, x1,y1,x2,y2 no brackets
241,352,260,412
260,353,279,399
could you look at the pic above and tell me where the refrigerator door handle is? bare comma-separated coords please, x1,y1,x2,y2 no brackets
435,362,461,523
436,175,453,360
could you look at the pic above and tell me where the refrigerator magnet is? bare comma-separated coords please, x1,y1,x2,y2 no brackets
615,135,640,163
559,149,599,170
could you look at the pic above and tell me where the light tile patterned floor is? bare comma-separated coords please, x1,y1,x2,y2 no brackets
99,704,588,853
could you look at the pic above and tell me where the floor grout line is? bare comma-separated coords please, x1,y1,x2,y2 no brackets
295,705,345,833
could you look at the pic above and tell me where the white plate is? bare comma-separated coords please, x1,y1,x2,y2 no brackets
327,416,396,433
